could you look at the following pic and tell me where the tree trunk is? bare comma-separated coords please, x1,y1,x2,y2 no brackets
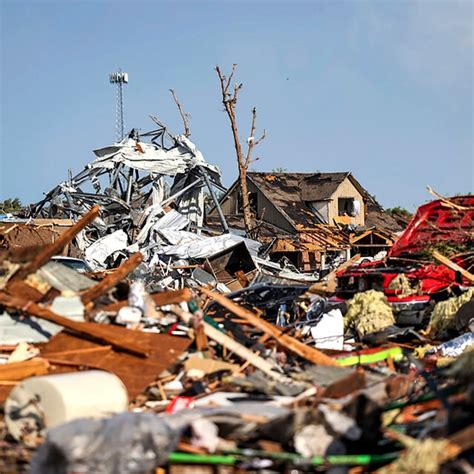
215,66,264,237
224,104,253,235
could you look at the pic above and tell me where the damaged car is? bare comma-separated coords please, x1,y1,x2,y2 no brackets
334,195,474,325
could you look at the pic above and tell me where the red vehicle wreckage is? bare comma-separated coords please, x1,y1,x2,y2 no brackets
335,195,474,325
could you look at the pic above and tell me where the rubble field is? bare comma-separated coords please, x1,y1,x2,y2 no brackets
0,120,473,473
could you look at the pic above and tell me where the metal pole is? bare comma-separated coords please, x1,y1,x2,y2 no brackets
199,167,229,233
118,81,124,141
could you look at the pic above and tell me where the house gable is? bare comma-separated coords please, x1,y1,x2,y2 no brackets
326,176,365,226
209,177,296,233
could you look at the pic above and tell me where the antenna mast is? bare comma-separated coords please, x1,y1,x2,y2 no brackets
109,69,128,142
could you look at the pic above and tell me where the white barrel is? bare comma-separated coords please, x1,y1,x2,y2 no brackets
5,370,128,443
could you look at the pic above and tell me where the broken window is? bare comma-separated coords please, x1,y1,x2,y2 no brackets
338,197,360,217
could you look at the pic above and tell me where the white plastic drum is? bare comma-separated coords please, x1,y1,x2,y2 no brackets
5,370,128,443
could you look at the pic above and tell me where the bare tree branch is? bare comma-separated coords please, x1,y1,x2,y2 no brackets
215,66,227,99
254,130,266,147
232,83,242,103
216,64,240,102
169,89,191,137
245,107,266,168
224,63,238,96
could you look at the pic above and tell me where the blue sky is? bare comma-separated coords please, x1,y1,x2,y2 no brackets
1,0,472,210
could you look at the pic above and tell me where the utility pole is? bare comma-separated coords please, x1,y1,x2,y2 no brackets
109,69,128,142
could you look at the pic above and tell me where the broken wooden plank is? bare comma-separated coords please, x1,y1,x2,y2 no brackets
91,288,193,315
8,205,101,283
426,186,469,211
432,250,474,283
0,358,50,381
80,252,143,304
41,329,191,399
200,287,339,367
43,346,112,357
0,291,149,357
3,280,44,302
306,253,361,296
170,304,293,384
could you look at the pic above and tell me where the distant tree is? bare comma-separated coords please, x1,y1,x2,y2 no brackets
272,167,288,172
0,198,22,213
386,206,412,220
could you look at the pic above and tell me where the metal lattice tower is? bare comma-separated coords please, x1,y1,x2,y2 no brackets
109,69,128,142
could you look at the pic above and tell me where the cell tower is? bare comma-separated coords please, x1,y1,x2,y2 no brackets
109,69,129,142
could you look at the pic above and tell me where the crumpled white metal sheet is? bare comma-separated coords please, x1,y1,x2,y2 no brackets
84,229,128,270
92,136,220,177
157,232,261,259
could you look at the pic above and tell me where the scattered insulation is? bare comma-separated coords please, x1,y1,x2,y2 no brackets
388,274,419,297
379,436,450,474
345,290,395,337
429,289,474,338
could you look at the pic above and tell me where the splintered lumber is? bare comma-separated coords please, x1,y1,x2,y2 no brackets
432,250,474,283
200,287,339,367
307,253,361,296
41,329,191,399
80,252,143,304
91,288,193,315
0,292,148,358
426,186,469,211
9,205,101,283
170,304,293,384
3,280,44,302
0,358,50,381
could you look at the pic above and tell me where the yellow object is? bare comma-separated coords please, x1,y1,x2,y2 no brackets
345,290,395,337
429,289,474,338
413,344,435,359
388,274,419,297
379,436,449,474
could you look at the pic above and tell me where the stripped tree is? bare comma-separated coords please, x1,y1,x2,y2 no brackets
215,65,266,235
169,89,191,137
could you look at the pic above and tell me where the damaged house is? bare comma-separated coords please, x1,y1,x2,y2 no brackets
207,172,402,271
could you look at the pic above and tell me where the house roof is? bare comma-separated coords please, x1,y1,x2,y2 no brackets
209,171,404,235
365,206,403,233
299,172,351,201
247,172,357,228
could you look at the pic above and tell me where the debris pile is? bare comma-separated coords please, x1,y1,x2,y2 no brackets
1,125,473,473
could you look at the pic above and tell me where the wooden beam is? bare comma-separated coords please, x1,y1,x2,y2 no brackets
170,304,293,383
0,358,50,381
9,205,101,283
200,287,338,367
80,252,143,304
91,288,193,315
432,250,474,283
0,292,149,357
307,253,361,296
